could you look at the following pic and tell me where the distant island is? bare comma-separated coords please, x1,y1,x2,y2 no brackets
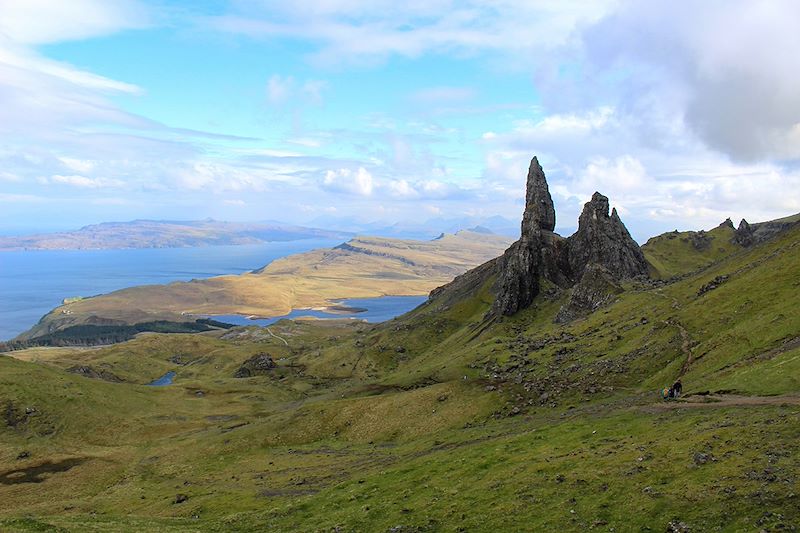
0,219,353,251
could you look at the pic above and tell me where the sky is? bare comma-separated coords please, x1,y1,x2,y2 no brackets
1,0,799,241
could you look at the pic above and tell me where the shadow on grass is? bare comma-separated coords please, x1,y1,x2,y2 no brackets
0,458,86,485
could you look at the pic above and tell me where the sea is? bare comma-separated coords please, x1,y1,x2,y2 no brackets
0,239,425,341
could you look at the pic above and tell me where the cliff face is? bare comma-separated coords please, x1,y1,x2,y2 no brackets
446,156,649,320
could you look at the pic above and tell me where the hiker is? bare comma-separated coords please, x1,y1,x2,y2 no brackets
672,380,682,398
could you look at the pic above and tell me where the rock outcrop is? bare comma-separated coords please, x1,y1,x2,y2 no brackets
521,157,556,234
733,219,755,247
492,157,554,316
66,365,124,383
431,155,647,322
554,264,623,324
234,353,276,378
567,192,648,281
733,215,800,247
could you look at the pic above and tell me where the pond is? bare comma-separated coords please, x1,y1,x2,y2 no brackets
146,371,176,386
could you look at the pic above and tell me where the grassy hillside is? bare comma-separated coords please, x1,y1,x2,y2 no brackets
1,224,798,531
18,231,512,341
642,223,741,278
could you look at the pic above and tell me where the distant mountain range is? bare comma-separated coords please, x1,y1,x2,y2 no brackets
307,214,524,240
0,215,529,251
0,219,354,251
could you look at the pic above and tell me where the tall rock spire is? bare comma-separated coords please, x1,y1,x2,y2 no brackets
427,156,650,320
492,157,558,316
521,156,556,235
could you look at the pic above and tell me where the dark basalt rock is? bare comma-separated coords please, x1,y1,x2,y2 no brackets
697,275,729,296
433,155,646,322
567,192,648,281
733,218,754,247
234,353,276,378
555,264,623,323
689,231,712,251
733,216,799,247
492,234,543,316
521,156,556,233
491,157,556,316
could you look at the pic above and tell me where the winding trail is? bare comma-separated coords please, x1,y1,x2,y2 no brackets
651,393,800,410
266,327,289,347
653,290,695,377
670,320,695,376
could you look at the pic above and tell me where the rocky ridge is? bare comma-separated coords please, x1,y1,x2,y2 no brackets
434,156,649,322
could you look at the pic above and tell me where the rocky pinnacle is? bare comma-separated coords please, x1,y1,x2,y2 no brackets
490,161,648,318
567,192,648,280
521,156,556,234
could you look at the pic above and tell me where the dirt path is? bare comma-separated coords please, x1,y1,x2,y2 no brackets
653,290,694,376
649,393,800,410
671,320,694,376
266,327,289,346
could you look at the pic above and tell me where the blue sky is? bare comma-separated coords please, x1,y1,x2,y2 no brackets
1,0,799,241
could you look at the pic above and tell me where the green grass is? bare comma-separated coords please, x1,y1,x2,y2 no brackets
642,224,741,278
1,224,799,531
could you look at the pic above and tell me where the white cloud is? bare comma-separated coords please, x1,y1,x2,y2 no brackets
266,75,328,106
209,1,616,64
0,0,150,45
266,74,293,105
554,0,800,162
59,157,96,173
0,170,20,182
322,167,374,196
287,137,323,148
388,179,418,198
49,174,124,188
302,79,328,105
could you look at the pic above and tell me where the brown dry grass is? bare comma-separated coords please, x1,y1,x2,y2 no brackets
22,231,511,338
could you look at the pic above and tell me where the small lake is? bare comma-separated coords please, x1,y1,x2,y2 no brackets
146,371,176,386
0,239,341,340
208,295,429,327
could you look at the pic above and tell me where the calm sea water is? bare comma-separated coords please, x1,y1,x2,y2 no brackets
0,239,341,341
208,295,429,327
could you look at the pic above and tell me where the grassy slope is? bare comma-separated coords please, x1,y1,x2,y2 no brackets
1,226,799,531
642,224,741,279
19,231,511,341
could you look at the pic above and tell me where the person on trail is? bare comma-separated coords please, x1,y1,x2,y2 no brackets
661,380,683,400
